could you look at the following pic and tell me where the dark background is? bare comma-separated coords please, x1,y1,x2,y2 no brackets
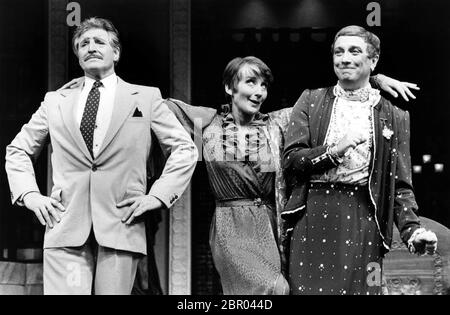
0,0,449,294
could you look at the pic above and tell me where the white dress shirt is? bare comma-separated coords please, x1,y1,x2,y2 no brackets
76,73,118,158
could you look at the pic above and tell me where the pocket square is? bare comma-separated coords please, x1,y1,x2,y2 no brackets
133,107,143,117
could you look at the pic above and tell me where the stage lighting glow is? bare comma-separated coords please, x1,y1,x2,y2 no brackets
422,155,432,164
434,164,444,173
413,165,422,174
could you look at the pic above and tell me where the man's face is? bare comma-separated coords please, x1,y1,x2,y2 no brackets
333,35,378,89
226,65,268,117
75,28,119,79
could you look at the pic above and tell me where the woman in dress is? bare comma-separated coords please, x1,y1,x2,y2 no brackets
167,57,292,294
60,56,419,295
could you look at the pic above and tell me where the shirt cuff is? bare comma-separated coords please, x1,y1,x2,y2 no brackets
16,190,40,206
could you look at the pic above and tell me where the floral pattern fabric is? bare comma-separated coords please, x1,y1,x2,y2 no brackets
313,84,381,185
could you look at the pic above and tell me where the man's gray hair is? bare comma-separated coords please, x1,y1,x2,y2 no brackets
332,25,380,59
72,17,121,64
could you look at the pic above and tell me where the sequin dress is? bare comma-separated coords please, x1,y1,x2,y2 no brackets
289,182,383,295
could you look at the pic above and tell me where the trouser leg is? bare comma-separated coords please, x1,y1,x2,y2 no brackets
43,244,95,295
94,245,142,295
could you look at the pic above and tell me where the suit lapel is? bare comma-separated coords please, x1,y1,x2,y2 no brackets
59,86,93,161
97,77,138,157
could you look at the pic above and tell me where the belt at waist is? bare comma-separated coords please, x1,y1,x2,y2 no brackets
216,198,273,207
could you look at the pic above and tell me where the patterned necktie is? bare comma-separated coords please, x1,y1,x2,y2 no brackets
80,80,102,158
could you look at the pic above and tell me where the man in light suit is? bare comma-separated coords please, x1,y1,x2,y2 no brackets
5,17,198,295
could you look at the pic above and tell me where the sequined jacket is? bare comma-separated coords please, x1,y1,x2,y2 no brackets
282,87,421,256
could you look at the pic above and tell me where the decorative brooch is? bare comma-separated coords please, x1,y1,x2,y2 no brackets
382,125,394,140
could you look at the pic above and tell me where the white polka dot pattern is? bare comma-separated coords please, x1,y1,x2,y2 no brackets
80,80,102,157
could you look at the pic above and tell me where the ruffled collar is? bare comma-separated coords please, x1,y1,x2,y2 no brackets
333,82,380,103
219,104,269,128
218,104,270,163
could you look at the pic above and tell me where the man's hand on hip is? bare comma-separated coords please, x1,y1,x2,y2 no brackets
118,195,164,225
23,192,65,228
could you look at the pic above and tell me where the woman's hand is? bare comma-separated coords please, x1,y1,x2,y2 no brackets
57,77,83,91
376,74,420,102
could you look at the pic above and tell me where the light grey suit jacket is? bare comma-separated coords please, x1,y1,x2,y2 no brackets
5,77,198,255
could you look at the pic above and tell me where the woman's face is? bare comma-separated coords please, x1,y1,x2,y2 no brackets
226,64,268,117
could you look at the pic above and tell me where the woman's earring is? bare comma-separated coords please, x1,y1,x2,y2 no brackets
221,103,231,115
